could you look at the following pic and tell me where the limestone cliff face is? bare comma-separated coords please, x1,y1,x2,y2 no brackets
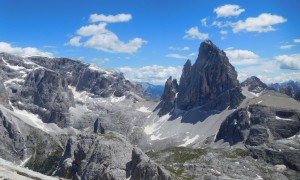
176,40,244,111
158,77,178,116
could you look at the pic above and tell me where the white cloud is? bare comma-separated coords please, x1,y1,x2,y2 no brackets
201,18,208,27
184,26,208,40
212,21,234,28
66,17,146,53
188,52,197,57
225,49,260,65
232,13,287,33
169,46,190,51
279,44,295,49
92,57,110,65
119,65,182,85
166,53,188,59
0,42,53,57
220,30,228,35
257,72,300,84
294,39,300,43
275,54,300,70
77,23,107,36
78,56,85,60
89,13,132,23
65,36,82,47
214,4,245,18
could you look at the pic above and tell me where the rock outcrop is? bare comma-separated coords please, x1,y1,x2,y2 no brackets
241,76,268,93
215,91,300,171
176,40,244,111
0,109,26,163
158,77,178,116
94,118,105,134
158,40,244,116
279,86,293,97
18,68,74,128
54,133,170,180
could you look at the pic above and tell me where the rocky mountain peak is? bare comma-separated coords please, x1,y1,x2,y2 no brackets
158,76,178,116
241,76,268,93
176,40,244,111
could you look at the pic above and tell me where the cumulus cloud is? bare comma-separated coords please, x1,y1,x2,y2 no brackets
214,4,245,18
212,21,233,28
165,53,188,59
257,72,300,84
169,46,190,51
89,13,132,23
220,30,228,35
275,54,300,70
0,42,53,57
119,65,182,85
65,15,146,53
232,13,287,33
294,39,300,43
225,49,260,65
184,26,208,40
65,36,82,47
280,44,295,49
201,18,208,27
92,57,110,65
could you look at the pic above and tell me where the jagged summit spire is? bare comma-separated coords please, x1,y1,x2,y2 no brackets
177,40,244,111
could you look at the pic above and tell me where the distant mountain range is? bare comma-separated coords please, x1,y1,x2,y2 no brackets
138,82,164,100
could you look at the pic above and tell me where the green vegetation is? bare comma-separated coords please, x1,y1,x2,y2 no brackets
103,132,122,142
221,148,249,159
151,147,207,178
146,150,160,159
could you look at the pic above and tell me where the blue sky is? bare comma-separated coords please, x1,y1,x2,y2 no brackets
0,0,300,84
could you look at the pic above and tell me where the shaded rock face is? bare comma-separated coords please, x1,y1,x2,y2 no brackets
177,40,244,111
216,103,300,171
54,133,170,180
94,118,105,134
130,148,171,180
0,110,26,162
279,86,293,97
241,76,268,93
18,68,74,128
29,56,144,99
216,105,300,146
158,77,178,116
0,80,11,110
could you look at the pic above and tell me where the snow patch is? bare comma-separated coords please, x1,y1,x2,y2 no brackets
111,95,126,103
88,64,112,75
144,114,170,135
275,116,294,121
254,174,263,180
250,92,261,97
136,106,151,113
179,135,200,147
256,100,262,104
150,133,167,141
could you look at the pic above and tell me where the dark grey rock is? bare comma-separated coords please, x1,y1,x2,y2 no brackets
94,118,105,134
130,147,171,180
0,109,26,163
177,40,244,111
279,86,293,97
18,68,74,128
54,133,170,180
158,77,178,116
241,76,268,93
